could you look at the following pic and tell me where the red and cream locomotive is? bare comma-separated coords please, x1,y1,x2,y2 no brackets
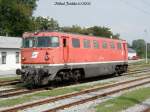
16,31,128,86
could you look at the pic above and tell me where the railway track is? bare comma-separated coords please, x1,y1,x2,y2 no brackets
0,80,20,87
0,88,47,98
128,64,150,71
144,108,150,112
128,63,150,67
125,67,150,74
0,75,150,112
1,67,150,98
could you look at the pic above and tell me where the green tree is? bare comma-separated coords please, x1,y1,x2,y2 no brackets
147,43,150,58
61,25,120,39
132,39,146,58
127,43,131,48
112,33,120,39
0,0,38,36
61,25,83,34
32,17,59,31
86,26,113,38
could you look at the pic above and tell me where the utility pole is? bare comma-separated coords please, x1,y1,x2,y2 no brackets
146,41,148,63
144,30,148,64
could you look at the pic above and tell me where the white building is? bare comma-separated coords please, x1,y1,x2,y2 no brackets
0,36,22,75
128,48,137,60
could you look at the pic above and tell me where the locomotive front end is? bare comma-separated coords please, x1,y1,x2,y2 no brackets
16,32,62,86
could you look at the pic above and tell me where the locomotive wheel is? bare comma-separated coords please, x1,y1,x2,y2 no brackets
57,69,84,82
115,66,121,76
57,71,70,81
123,65,128,73
72,70,82,82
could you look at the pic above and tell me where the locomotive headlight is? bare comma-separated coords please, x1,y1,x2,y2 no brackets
22,57,26,61
45,52,49,61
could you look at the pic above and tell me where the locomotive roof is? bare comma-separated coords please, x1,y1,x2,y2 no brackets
23,31,126,43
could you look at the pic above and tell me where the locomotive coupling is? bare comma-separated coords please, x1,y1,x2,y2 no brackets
16,69,25,75
16,67,50,77
18,67,51,86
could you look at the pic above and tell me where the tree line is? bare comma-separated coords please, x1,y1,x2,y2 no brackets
129,39,150,58
0,0,37,36
0,0,119,39
0,0,149,58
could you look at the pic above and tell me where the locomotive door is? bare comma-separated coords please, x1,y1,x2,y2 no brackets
62,36,69,63
123,43,127,60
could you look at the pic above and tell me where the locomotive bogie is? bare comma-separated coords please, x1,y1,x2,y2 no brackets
18,61,128,86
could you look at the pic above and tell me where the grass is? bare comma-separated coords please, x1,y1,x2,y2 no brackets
96,87,150,112
129,59,150,66
0,76,20,82
0,87,76,107
0,82,109,108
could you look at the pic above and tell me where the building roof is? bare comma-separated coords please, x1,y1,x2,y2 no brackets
128,48,136,53
0,36,22,49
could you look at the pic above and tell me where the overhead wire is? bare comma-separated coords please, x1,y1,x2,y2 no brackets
119,0,150,16
140,0,150,7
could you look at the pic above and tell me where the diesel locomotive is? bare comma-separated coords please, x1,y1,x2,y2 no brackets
16,31,128,86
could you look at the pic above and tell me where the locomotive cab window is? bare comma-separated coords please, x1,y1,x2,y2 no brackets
102,41,107,48
84,39,90,48
117,42,122,49
23,36,59,48
72,38,80,48
110,42,115,49
93,40,99,48
23,37,35,48
37,36,59,47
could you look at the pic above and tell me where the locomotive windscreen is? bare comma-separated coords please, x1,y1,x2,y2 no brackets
23,36,59,48
23,37,35,48
37,36,59,47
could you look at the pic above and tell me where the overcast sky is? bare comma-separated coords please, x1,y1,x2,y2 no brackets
34,0,150,44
